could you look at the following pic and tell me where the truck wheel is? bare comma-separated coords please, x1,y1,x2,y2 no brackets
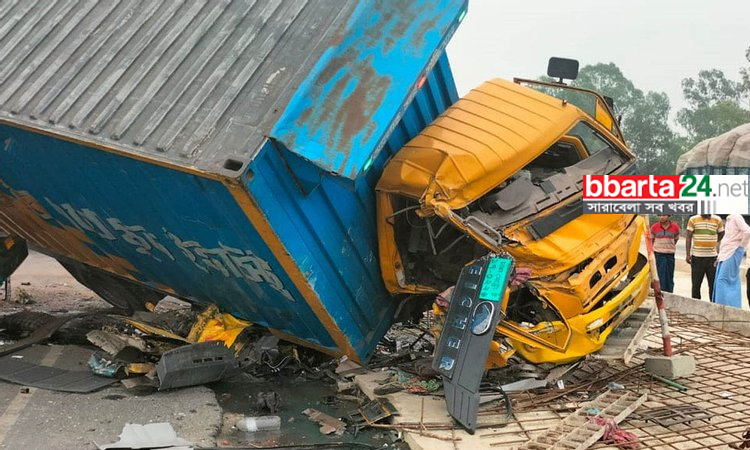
57,260,164,314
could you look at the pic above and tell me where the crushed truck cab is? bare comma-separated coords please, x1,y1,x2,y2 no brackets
376,78,651,365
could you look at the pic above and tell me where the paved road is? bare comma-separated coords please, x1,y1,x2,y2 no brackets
0,345,222,450
0,253,222,449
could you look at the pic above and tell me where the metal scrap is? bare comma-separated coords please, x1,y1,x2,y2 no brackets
156,341,236,390
87,330,148,355
635,404,712,427
348,397,398,433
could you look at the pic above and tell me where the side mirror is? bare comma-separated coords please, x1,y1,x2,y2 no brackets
547,57,579,83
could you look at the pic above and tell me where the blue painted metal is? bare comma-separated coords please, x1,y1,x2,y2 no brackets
249,53,458,360
0,125,337,350
272,0,467,180
0,0,464,360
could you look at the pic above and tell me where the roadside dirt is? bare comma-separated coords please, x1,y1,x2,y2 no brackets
1,251,104,314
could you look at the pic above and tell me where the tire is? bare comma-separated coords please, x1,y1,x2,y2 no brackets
57,260,164,314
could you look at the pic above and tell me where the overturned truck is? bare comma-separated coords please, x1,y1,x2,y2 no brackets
0,1,649,367
377,76,651,366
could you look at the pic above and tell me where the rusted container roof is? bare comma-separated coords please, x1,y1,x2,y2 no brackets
0,0,466,180
0,0,356,175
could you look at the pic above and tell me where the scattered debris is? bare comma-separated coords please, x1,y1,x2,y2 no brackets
517,390,646,450
97,422,192,450
335,356,363,375
121,376,157,390
348,398,397,432
125,318,189,344
0,312,88,357
373,367,441,395
302,408,346,436
235,415,281,432
0,354,117,392
595,305,656,364
255,391,282,414
157,341,236,390
730,428,750,449
635,404,712,427
14,288,33,304
186,304,250,348
590,416,640,449
499,378,547,392
86,330,148,356
88,353,125,378
125,362,155,376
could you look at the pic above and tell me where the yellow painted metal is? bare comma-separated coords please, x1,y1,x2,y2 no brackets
125,319,189,343
595,98,614,132
376,76,649,366
376,78,585,210
502,201,633,277
508,260,651,364
532,216,645,319
376,194,438,294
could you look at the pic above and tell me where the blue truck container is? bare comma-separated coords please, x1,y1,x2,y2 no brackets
0,0,466,361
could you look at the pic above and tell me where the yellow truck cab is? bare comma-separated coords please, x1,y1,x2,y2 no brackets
376,60,651,366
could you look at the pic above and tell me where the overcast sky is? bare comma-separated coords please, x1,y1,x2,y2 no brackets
446,0,750,119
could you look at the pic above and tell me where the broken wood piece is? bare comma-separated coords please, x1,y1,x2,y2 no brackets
302,408,346,435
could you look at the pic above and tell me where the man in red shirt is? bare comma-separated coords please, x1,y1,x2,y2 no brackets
650,214,679,293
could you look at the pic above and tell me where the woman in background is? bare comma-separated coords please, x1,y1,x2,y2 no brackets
714,214,750,308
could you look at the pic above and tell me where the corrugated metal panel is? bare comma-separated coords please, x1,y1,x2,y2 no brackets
271,0,467,180
0,0,358,175
0,0,464,360
247,53,459,359
0,123,337,350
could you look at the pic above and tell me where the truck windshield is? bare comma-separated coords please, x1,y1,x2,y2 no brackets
467,121,628,227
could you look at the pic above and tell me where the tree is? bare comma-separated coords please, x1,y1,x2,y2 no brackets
677,57,750,145
741,46,750,94
570,64,676,175
624,92,677,175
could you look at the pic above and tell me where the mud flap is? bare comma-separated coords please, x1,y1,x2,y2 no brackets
432,254,513,432
0,236,27,284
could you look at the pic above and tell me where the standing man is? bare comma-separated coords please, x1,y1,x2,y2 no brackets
650,214,679,293
686,214,724,301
